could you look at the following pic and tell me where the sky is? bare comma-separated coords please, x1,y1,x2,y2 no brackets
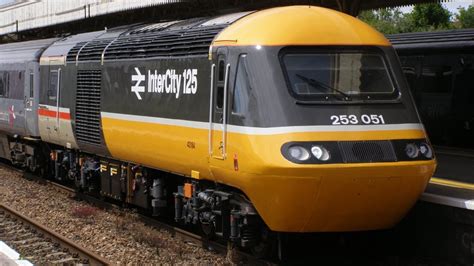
0,0,13,5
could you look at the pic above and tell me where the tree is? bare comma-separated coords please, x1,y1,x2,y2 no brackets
457,5,474,28
359,3,452,34
358,8,406,34
409,3,452,31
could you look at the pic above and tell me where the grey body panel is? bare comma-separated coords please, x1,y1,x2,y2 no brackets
0,38,57,64
0,38,57,137
98,46,420,128
41,31,105,62
36,13,248,153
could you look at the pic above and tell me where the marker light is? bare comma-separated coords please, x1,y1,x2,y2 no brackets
311,145,330,161
419,143,433,159
405,143,419,158
288,146,310,161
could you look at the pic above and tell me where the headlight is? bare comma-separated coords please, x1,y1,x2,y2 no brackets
311,145,330,161
405,143,419,158
288,146,310,161
419,143,433,159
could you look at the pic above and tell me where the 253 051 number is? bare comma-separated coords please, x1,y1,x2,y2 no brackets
330,114,386,125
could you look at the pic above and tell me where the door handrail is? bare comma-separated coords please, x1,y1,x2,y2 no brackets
221,63,231,159
56,68,61,130
208,64,215,156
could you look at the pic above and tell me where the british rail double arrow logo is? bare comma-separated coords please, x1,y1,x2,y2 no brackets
131,67,145,100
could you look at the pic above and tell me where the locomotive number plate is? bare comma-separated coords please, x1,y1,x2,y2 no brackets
330,114,386,125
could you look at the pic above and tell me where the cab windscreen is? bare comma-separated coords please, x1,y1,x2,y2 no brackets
281,48,399,102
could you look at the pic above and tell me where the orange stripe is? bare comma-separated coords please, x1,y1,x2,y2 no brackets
38,109,71,120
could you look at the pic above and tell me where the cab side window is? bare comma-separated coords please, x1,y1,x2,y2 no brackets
216,58,225,109
232,54,251,115
29,72,34,98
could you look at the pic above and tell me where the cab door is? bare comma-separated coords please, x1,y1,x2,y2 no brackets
209,48,230,160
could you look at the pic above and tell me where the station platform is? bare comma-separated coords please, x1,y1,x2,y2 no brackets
0,241,32,266
402,148,474,265
419,146,474,210
422,178,474,210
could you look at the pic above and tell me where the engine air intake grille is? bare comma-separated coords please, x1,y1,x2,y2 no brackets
66,42,87,62
104,24,226,59
339,141,396,163
77,38,115,61
75,70,102,146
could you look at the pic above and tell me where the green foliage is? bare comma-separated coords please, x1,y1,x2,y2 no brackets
457,5,474,28
359,3,454,34
410,3,452,30
358,8,407,34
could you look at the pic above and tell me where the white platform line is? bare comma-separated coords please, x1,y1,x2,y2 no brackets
0,241,33,266
421,193,474,210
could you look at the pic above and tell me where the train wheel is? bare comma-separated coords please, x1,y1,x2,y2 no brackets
37,162,49,179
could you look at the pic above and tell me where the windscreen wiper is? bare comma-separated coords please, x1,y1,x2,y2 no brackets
296,74,351,100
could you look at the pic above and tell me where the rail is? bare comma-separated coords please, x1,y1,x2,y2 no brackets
0,204,111,265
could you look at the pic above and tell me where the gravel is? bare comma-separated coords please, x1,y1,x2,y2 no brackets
0,167,229,265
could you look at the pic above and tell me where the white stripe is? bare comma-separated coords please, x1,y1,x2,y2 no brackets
39,104,70,113
227,123,424,135
101,112,424,135
102,112,208,129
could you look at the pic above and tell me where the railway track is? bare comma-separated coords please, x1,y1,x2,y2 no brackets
0,203,110,265
70,184,269,265
0,162,270,265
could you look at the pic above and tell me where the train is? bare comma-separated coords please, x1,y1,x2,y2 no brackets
388,29,474,184
387,29,474,264
0,6,436,254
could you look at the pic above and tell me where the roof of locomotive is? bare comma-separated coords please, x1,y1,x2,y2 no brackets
0,38,57,64
42,6,391,63
40,30,115,65
387,28,474,52
213,6,390,47
52,11,252,63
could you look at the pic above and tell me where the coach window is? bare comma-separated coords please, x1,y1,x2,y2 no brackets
0,72,9,97
48,70,58,101
232,54,251,116
8,71,24,100
399,56,421,92
0,72,4,97
421,55,454,94
216,58,225,109
452,54,474,149
29,72,34,98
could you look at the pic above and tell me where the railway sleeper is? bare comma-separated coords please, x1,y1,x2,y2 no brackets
22,242,51,249
51,257,80,264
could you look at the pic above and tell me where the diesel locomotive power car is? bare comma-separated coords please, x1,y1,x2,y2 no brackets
0,6,436,251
